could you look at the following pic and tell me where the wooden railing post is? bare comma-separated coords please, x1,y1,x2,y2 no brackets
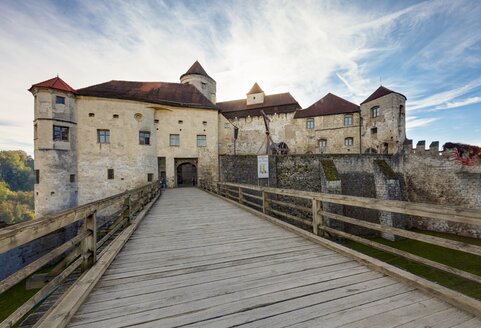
262,191,268,214
312,199,322,236
81,211,97,272
239,187,243,204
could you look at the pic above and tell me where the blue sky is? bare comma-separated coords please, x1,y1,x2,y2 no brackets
0,0,480,155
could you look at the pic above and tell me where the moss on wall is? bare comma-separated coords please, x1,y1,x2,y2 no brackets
321,160,340,181
374,159,397,179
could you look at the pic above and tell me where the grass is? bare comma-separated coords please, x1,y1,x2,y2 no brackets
0,279,39,324
344,229,481,299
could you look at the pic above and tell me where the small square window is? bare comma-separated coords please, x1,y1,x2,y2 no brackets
319,139,327,148
89,113,95,117
371,106,380,118
107,169,114,180
139,131,151,145
170,134,180,146
53,125,69,141
178,120,183,124
306,118,314,129
154,119,159,124
345,137,354,146
147,173,154,182
113,114,119,118
202,121,207,125
70,174,76,183
197,135,207,147
97,129,110,143
224,123,230,128
344,115,353,126
55,96,65,104
371,127,378,134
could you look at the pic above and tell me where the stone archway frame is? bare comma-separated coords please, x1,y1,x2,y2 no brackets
174,158,198,187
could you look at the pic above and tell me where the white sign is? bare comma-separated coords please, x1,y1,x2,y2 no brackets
257,155,269,178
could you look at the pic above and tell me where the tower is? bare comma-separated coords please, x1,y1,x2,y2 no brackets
360,86,406,154
29,76,78,217
246,82,265,105
180,61,216,103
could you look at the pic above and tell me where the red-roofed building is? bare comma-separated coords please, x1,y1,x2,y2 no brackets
29,61,407,217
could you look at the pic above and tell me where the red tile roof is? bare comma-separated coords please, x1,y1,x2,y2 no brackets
29,76,76,93
76,80,217,109
218,93,300,119
294,93,359,118
247,83,264,94
180,61,213,80
360,85,406,105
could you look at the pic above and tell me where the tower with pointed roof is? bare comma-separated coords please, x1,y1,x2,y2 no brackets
180,61,216,104
29,76,78,217
246,83,265,105
360,86,406,154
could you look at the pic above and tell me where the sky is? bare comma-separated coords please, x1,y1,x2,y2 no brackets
0,0,480,155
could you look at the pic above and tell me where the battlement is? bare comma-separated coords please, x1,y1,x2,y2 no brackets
403,139,447,157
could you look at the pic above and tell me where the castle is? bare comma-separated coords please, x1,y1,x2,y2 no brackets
30,61,406,217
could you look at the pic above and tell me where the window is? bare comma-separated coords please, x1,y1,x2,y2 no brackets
201,82,207,89
371,106,380,118
147,173,154,182
224,123,230,128
178,120,183,124
113,114,119,119
34,124,37,139
89,113,95,117
371,127,378,134
35,170,40,184
344,115,353,126
97,129,110,143
139,131,150,145
107,169,114,180
306,118,314,129
55,96,65,104
197,135,207,147
345,137,354,146
154,119,159,124
53,125,69,141
202,121,207,125
170,134,180,146
70,174,75,183
319,139,327,148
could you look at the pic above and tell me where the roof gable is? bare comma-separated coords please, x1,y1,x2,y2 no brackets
217,92,300,119
361,85,406,105
247,83,264,95
180,60,212,79
76,80,217,109
294,93,359,118
29,76,76,93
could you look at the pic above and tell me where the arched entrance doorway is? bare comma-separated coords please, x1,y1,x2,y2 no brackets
175,159,198,187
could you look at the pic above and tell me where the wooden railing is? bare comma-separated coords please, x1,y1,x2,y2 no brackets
0,181,160,328
200,181,481,313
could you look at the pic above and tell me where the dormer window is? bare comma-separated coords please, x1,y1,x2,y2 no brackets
55,96,65,105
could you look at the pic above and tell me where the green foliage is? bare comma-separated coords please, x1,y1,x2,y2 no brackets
0,151,35,225
0,151,35,192
345,229,481,300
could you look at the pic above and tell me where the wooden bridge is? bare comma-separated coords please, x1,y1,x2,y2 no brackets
1,183,481,327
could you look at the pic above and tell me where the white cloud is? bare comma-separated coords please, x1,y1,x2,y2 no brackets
408,79,481,110
406,116,439,130
0,0,477,154
433,96,481,110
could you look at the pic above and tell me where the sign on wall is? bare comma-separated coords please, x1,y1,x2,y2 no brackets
257,155,269,178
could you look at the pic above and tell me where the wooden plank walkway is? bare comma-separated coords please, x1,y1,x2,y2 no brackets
68,188,480,327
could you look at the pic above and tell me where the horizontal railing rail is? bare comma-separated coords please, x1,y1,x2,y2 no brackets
0,181,161,328
199,180,481,310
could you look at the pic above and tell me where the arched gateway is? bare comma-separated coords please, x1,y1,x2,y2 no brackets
175,159,198,187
